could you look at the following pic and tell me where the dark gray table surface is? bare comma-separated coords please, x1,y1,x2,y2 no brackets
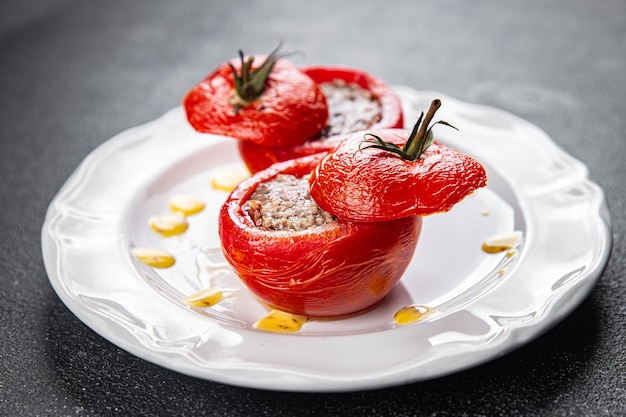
1,1,625,416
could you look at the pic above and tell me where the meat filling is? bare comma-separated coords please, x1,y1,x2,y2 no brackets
244,174,337,231
319,80,383,137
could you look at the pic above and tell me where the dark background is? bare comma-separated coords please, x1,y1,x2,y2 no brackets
1,1,625,416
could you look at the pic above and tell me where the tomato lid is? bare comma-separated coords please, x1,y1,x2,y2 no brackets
308,99,488,222
183,48,328,147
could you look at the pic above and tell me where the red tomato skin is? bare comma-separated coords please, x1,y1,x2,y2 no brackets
238,66,404,173
218,154,421,317
183,57,328,147
308,129,488,222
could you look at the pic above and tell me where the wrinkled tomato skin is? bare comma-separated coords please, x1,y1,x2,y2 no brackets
218,154,421,317
309,129,488,222
238,66,404,173
183,57,328,147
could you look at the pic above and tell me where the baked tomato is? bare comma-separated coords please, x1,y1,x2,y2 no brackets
238,66,404,173
309,99,488,222
183,47,327,147
218,153,421,317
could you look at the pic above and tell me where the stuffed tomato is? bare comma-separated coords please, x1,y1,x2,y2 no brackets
218,153,421,317
238,66,404,173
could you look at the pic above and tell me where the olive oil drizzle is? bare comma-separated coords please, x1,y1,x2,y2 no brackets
254,309,307,333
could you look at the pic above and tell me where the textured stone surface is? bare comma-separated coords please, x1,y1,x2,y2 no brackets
1,0,625,415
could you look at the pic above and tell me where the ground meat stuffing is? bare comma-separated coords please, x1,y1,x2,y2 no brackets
319,80,383,137
244,174,337,231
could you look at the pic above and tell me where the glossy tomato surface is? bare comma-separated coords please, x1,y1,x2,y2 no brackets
218,154,421,317
183,57,328,147
238,66,404,173
309,129,488,222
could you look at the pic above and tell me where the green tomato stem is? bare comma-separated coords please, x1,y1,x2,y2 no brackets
359,98,457,161
404,99,441,159
228,43,284,112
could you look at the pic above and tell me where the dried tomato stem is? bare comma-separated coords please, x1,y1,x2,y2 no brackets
359,98,456,161
404,99,441,159
228,43,284,112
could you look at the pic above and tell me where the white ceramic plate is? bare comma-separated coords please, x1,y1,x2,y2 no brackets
42,88,611,392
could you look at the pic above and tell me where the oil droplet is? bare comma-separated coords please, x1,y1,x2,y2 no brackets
254,309,307,333
482,230,523,254
149,212,189,237
131,247,176,268
393,305,436,326
210,163,250,192
168,195,206,216
182,288,224,308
